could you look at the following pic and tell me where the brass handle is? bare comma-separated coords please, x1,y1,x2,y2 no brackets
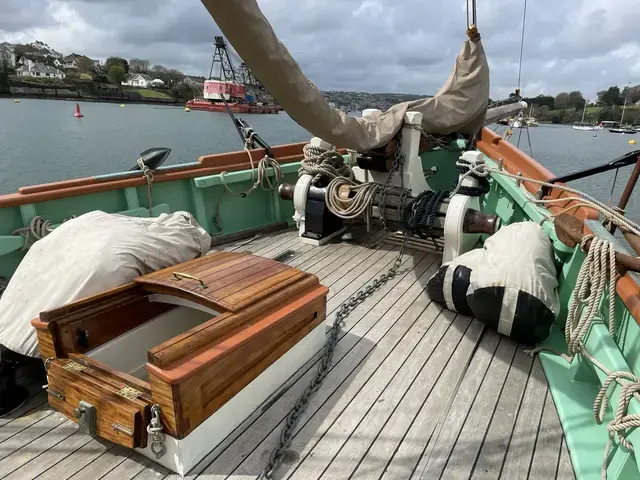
172,272,207,289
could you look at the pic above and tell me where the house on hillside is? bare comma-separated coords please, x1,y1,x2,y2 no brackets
16,59,65,79
183,75,205,87
121,73,153,88
150,78,165,87
63,53,99,69
0,42,16,67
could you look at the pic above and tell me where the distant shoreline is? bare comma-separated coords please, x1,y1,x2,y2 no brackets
2,92,182,106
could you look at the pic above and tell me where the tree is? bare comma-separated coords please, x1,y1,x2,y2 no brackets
164,69,184,86
105,57,128,73
129,58,150,73
75,56,96,73
530,95,555,109
554,92,570,109
152,64,167,73
107,65,126,86
79,73,93,82
598,86,622,106
568,91,586,110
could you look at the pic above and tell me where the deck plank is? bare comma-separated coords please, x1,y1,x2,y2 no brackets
0,416,78,478
66,444,133,480
35,438,114,480
528,390,565,480
499,357,548,480
470,347,534,480
439,338,519,479
556,437,575,480
410,330,501,479
316,313,473,480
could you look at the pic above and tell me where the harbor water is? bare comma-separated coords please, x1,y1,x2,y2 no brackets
0,98,638,222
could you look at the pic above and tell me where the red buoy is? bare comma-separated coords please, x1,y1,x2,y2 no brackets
74,103,84,118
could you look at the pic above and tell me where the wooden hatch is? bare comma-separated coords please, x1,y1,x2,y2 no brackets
134,251,310,313
33,250,329,446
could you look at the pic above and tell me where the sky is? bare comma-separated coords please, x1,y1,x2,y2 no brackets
1,0,639,100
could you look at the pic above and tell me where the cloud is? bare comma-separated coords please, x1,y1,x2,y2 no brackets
1,0,638,100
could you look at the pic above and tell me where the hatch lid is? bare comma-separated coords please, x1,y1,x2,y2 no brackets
134,251,313,313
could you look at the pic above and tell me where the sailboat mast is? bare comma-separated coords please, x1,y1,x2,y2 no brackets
621,95,628,127
581,98,587,124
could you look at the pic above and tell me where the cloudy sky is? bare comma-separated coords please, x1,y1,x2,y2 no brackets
1,0,638,100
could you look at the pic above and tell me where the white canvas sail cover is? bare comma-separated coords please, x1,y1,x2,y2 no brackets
200,0,490,151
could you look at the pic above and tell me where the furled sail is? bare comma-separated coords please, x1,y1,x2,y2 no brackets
199,0,490,151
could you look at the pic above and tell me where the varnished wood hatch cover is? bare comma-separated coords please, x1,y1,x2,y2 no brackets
134,251,309,313
33,250,329,444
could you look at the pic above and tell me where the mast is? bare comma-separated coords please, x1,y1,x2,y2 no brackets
581,98,587,124
621,95,628,127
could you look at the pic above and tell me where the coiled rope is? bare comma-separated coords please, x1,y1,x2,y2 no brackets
221,132,283,197
299,144,354,185
325,177,382,231
12,215,75,251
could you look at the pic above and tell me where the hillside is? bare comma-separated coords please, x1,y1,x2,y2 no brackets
322,90,428,112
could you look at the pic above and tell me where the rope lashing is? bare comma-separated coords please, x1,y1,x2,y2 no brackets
12,215,75,251
137,157,155,217
325,177,382,231
401,190,448,238
299,144,354,185
221,133,283,198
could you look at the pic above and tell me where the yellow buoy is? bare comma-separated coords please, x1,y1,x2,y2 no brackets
184,107,191,112
14,99,20,103
120,104,125,108
629,139,637,145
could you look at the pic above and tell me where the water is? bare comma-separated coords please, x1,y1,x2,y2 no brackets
0,98,637,222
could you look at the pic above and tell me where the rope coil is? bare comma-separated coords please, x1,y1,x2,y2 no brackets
299,144,354,185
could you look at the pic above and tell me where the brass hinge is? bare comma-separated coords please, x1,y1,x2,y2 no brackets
117,385,143,400
63,360,87,373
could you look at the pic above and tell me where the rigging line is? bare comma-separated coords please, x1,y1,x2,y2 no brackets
466,0,477,28
516,0,528,94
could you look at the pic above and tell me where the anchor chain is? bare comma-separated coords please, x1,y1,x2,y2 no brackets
147,404,166,459
260,135,413,480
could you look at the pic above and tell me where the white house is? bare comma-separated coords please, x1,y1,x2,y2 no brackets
0,42,16,67
16,59,65,79
62,53,99,69
121,73,153,88
150,78,165,87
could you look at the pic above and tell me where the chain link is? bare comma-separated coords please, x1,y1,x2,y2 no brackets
259,132,416,480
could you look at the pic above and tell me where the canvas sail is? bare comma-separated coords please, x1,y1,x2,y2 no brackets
199,0,490,152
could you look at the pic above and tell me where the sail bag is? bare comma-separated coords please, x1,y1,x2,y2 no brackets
427,222,559,343
0,211,211,357
198,0,490,151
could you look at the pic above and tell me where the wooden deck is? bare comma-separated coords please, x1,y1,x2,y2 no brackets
1,227,575,479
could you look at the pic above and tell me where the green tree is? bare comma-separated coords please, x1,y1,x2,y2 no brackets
129,58,150,73
164,69,184,86
568,91,585,110
105,57,129,73
79,73,93,82
598,86,622,106
0,57,9,94
107,65,126,86
554,92,570,109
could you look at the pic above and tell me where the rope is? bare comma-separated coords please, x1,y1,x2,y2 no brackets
401,190,448,238
137,157,155,217
221,133,283,197
299,144,354,185
11,216,74,250
325,177,382,231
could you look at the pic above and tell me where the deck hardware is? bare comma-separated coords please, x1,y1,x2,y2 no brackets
43,357,54,371
172,271,207,289
74,400,96,435
147,404,166,459
515,171,523,186
113,423,134,436
46,388,64,401
117,385,143,400
63,361,87,373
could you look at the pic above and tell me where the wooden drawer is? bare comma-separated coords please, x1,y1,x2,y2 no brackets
46,356,151,448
